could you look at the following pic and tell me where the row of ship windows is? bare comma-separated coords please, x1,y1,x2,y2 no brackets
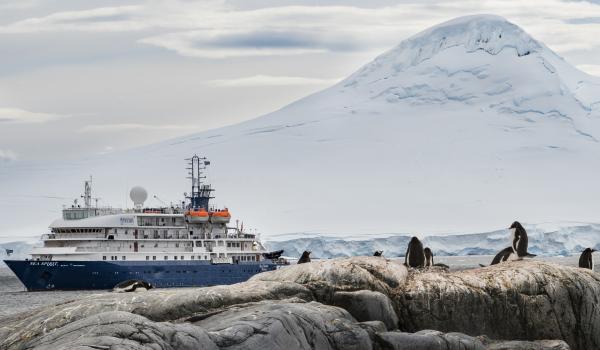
54,229,104,233
91,268,257,276
52,228,242,241
102,255,258,261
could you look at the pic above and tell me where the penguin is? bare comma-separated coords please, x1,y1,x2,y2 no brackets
113,279,153,293
404,237,426,268
424,247,434,267
424,247,450,270
297,251,311,264
373,250,383,257
509,221,536,259
579,248,597,271
479,246,515,267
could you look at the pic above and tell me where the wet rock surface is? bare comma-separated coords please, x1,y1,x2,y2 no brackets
1,257,597,349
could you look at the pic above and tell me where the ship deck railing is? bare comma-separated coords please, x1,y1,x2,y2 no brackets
42,235,256,241
74,247,196,253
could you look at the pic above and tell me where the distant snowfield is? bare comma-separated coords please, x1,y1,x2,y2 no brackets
267,222,600,259
1,15,599,242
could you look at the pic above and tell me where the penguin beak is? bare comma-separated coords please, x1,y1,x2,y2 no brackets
592,249,598,253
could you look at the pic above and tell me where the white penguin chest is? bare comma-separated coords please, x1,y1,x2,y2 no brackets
510,228,517,252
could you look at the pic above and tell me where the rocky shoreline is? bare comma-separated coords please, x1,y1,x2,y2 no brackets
2,257,598,349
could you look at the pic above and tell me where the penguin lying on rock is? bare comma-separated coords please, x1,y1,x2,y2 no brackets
424,247,450,270
479,246,514,267
297,251,311,264
579,248,597,271
404,237,425,268
510,221,536,259
113,280,153,293
373,250,383,257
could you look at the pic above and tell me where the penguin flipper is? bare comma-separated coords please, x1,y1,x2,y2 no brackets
478,263,487,268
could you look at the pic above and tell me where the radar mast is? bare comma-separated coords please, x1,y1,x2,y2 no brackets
82,176,92,208
186,155,213,210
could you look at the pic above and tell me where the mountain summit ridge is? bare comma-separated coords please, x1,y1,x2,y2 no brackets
354,15,543,78
329,15,599,127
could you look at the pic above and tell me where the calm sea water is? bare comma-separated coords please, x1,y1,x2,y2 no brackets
0,254,587,319
0,268,104,319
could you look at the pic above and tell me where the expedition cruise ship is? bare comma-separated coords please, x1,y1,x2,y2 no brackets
4,155,280,291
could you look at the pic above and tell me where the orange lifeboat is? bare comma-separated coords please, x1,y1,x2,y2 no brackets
210,208,231,224
185,208,209,223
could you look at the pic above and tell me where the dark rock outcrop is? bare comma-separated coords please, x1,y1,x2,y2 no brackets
332,290,399,330
1,257,596,350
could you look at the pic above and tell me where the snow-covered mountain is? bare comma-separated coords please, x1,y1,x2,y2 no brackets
1,15,600,240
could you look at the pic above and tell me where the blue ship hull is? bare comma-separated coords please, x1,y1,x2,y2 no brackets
3,260,277,291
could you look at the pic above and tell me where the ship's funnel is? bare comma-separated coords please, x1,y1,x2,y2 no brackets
130,186,148,209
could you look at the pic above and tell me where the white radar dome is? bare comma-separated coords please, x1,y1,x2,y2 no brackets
130,186,148,207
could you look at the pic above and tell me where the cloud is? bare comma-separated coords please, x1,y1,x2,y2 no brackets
0,149,18,162
576,64,600,77
139,2,600,58
78,123,192,133
0,6,144,33
2,0,600,59
564,17,600,24
139,31,329,58
0,107,64,124
208,75,341,87
97,146,115,155
139,28,369,58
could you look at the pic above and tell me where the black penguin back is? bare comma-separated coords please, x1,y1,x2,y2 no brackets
579,248,595,269
405,237,425,268
490,246,513,265
298,251,311,264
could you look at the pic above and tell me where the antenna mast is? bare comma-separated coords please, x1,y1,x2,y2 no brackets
82,176,92,208
186,155,213,210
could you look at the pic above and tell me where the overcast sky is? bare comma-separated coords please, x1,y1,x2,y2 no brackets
0,0,599,162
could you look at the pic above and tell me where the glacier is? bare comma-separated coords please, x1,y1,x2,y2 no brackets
1,14,599,240
264,222,600,259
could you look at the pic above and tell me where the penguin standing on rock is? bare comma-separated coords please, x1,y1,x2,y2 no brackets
373,250,384,257
297,251,311,264
509,221,536,259
424,247,434,267
579,248,597,271
404,237,425,268
424,247,450,270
